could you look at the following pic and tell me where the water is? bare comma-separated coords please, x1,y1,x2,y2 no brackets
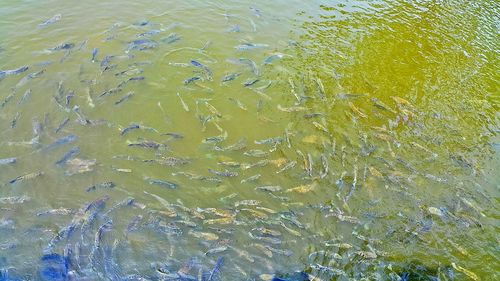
0,0,498,280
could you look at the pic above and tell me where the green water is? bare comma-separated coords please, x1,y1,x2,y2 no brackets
0,0,498,280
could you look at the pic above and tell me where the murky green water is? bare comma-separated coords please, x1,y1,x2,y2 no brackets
0,0,498,280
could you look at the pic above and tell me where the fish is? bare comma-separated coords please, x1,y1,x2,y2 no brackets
255,185,282,192
47,134,78,149
349,102,367,118
15,69,45,88
38,14,62,27
241,159,269,170
235,43,268,51
9,171,43,184
243,78,260,87
115,91,134,105
65,158,96,176
205,257,224,281
255,137,283,145
214,138,246,151
208,169,238,177
241,174,261,183
145,177,178,189
126,39,158,52
0,158,17,165
138,29,161,37
48,42,75,51
143,191,177,214
276,161,296,174
55,146,80,166
265,245,293,256
238,58,260,75
188,230,219,241
54,117,70,134
228,98,248,110
10,111,21,129
176,92,189,111
184,76,202,85
320,154,329,179
146,156,190,166
221,73,241,82
286,182,316,193
116,76,145,88
234,200,260,207
312,121,329,133
203,131,228,143
0,195,30,204
0,90,16,108
252,243,273,258
18,89,32,105
91,48,99,62
86,181,116,192
263,53,289,64
204,217,235,225
451,263,479,281
162,132,184,139
277,104,308,112
161,33,181,44
191,60,213,80
120,124,140,136
36,208,74,216
244,149,269,157
0,65,29,78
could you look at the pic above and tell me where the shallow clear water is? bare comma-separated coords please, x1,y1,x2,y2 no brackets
0,0,498,280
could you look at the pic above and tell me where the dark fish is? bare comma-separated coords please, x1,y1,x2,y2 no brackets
205,257,224,281
191,60,213,80
48,43,75,51
99,87,122,98
184,76,202,85
126,39,158,52
11,112,20,128
86,182,116,192
54,117,70,133
146,177,178,189
38,14,62,27
117,76,144,88
115,92,134,105
65,92,74,106
127,140,163,149
39,253,69,281
161,132,184,139
121,124,140,136
47,134,78,149
55,146,80,166
243,78,259,87
134,20,149,26
0,157,16,165
0,65,29,76
91,48,99,62
100,55,114,67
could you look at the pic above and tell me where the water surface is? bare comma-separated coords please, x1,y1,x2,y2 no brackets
0,0,498,280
